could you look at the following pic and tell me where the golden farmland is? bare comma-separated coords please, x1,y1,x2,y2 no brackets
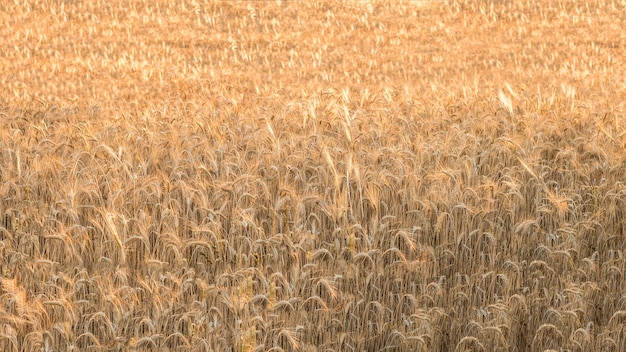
1,0,626,351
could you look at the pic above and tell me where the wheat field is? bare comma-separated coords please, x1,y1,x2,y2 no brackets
1,0,626,351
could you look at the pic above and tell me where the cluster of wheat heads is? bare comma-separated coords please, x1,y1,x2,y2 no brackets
1,87,625,351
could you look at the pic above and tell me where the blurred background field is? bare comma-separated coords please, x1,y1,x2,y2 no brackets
1,1,626,351
2,0,625,107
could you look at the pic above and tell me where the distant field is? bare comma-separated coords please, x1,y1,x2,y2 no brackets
1,0,626,351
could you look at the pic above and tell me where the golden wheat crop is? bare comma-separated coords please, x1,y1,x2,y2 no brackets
1,0,626,351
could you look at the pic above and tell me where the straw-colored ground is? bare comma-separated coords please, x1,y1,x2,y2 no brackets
1,0,625,351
